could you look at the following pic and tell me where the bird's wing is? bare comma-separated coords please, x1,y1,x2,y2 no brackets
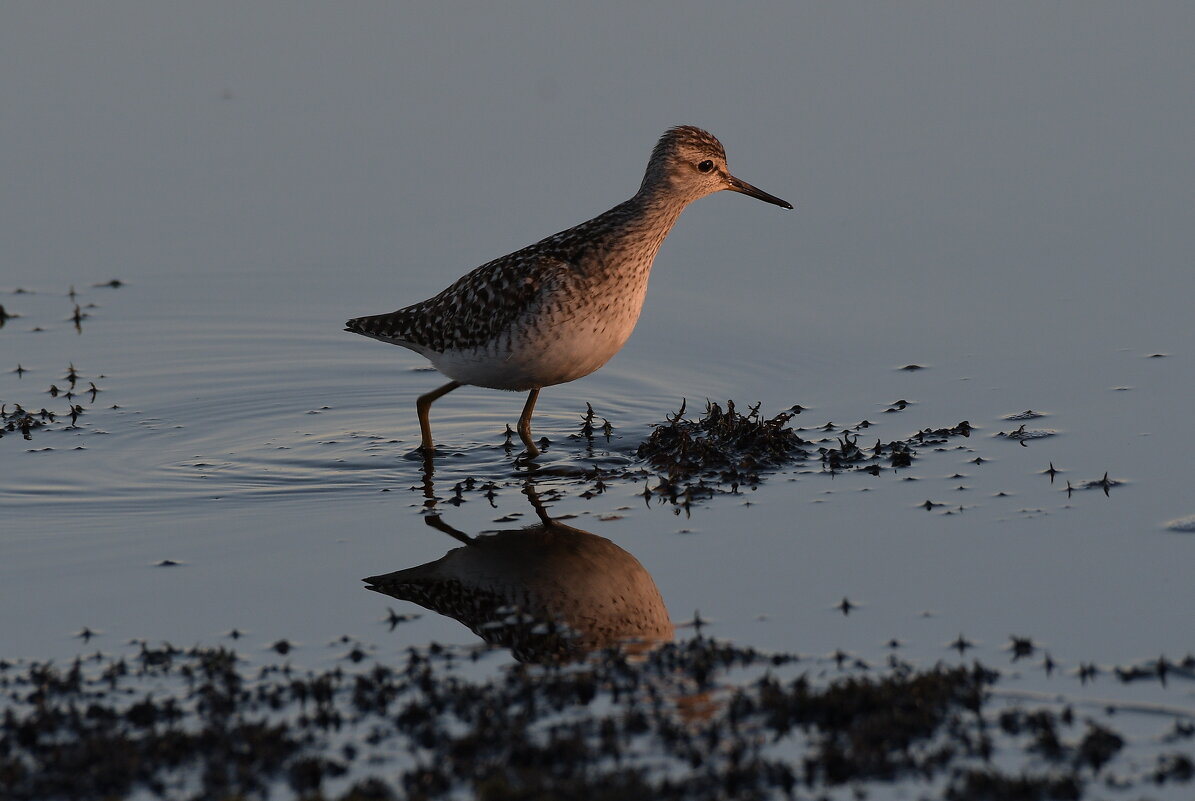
345,251,574,355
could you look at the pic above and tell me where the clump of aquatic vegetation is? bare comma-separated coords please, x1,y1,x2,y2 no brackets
1,363,101,442
634,399,973,507
2,635,1189,801
638,399,806,488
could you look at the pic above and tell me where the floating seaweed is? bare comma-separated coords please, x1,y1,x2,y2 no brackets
574,401,614,443
634,400,974,507
1,364,102,441
637,400,807,501
995,423,1057,444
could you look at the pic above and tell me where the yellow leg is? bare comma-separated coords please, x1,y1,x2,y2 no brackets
416,381,461,453
517,388,541,457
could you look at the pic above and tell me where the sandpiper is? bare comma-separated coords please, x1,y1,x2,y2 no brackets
346,125,792,457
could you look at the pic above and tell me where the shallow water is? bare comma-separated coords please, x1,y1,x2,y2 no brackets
4,4,1195,797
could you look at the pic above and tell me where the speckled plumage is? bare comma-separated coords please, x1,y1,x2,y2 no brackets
346,125,791,455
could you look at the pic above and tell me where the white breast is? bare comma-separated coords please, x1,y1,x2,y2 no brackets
432,272,651,391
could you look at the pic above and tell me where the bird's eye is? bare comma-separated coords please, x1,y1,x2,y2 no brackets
697,160,715,173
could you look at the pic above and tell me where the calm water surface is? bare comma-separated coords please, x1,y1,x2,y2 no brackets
4,233,1192,718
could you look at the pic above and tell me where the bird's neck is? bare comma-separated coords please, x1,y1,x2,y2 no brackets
560,187,692,284
632,179,692,225
606,187,690,254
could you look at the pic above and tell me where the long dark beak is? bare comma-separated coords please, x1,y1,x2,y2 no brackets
727,174,793,210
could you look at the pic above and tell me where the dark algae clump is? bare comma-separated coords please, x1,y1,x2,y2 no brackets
1,363,100,442
634,399,973,506
2,637,1189,801
637,400,808,488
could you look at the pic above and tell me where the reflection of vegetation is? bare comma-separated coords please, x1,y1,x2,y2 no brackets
3,638,1189,801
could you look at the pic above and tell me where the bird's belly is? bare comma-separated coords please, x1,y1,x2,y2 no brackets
431,296,644,391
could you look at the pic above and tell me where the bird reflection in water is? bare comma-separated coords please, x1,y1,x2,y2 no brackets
364,482,673,664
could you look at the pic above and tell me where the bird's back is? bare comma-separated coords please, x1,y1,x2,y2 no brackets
344,246,571,357
345,198,665,390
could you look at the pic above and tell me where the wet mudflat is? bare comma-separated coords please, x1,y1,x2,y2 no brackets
5,4,1195,799
5,635,1192,801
